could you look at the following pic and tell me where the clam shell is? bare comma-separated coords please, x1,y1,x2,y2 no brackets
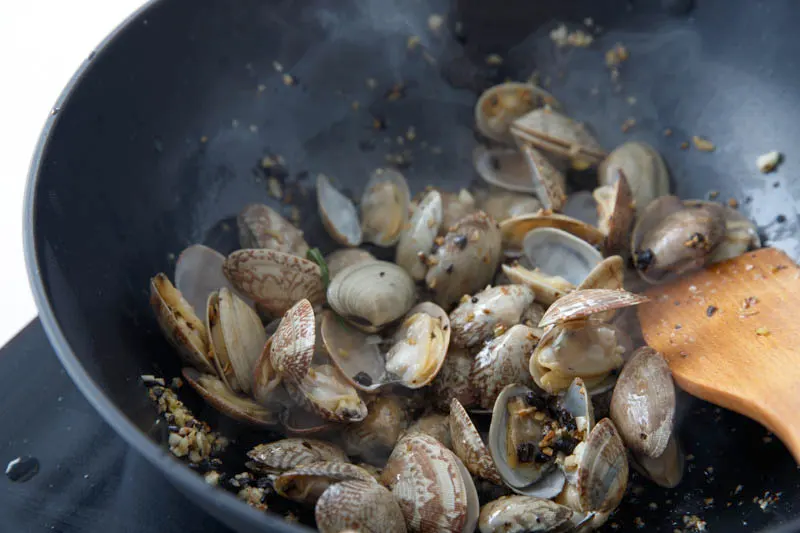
685,200,761,262
285,363,368,423
450,398,502,484
519,144,567,210
247,438,347,474
280,407,335,436
223,249,324,317
501,264,574,307
576,418,628,513
479,189,542,224
270,299,316,384
470,325,540,410
252,337,282,407
406,412,453,449
385,302,451,389
328,261,416,333
361,168,411,247
343,396,410,465
561,190,599,226
475,82,560,144
441,189,478,235
594,170,634,256
175,244,240,317
150,273,214,375
381,433,477,533
396,190,443,280
181,368,277,427
522,228,603,286
578,256,624,291
320,310,386,392
478,495,581,533
630,434,684,488
511,108,606,168
316,479,407,533
214,288,267,395
317,174,363,246
237,203,309,255
325,249,376,279
487,384,566,498
449,285,536,349
598,141,670,214
206,291,237,390
610,347,675,458
500,213,605,254
425,211,503,308
274,461,376,505
473,146,537,194
538,289,648,329
431,347,478,412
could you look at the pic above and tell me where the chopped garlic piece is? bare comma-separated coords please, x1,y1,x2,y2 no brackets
756,151,782,173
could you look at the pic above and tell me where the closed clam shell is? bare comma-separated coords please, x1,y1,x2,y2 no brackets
237,203,309,255
406,412,453,449
501,264,574,307
478,495,581,533
150,273,214,375
213,288,267,395
511,108,606,168
325,249,376,279
181,367,277,427
523,228,603,287
252,337,283,407
593,170,634,256
450,398,502,484
450,285,536,349
578,256,624,292
474,146,538,195
500,212,605,254
431,347,478,412
519,144,567,210
426,211,503,308
175,244,241,317
479,189,542,224
343,396,410,465
247,438,347,474
269,299,316,385
470,325,540,410
685,200,761,262
317,174,363,246
328,261,416,333
475,82,560,144
361,168,411,247
396,190,443,280
316,479,407,533
275,461,376,505
285,363,368,423
599,141,670,214
610,347,675,458
380,433,478,533
538,289,648,329
441,189,478,235
576,418,628,513
385,302,451,389
630,434,684,488
206,291,237,390
223,249,324,317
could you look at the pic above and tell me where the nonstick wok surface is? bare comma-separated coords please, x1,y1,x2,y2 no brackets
25,0,800,531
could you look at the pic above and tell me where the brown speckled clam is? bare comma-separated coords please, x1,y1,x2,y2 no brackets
316,479,407,533
237,203,309,256
449,398,502,484
478,495,586,533
274,460,376,505
430,347,478,412
405,412,453,449
246,438,348,475
475,82,560,144
343,395,410,465
182,367,277,427
396,190,443,280
449,285,536,349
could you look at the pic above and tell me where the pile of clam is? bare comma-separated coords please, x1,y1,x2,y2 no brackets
149,81,760,532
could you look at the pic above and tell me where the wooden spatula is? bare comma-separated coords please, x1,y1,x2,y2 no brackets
637,247,800,462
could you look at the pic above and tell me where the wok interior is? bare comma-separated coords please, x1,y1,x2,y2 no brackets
30,0,800,531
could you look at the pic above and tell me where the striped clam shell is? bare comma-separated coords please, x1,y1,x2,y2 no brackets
246,438,347,474
449,285,535,349
270,299,316,384
538,289,648,329
316,479,407,533
449,398,501,484
274,461,376,505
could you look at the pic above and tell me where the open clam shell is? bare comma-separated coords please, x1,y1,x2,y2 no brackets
246,438,348,475
594,170,634,256
396,190,443,280
519,145,568,211
206,291,236,391
610,347,675,458
325,248,376,279
252,337,285,407
511,108,606,169
274,460,376,505
317,174,363,247
279,407,335,436
474,146,538,195
343,396,410,465
150,273,214,375
538,289,648,329
328,260,416,333
223,249,325,317
475,82,561,144
425,211,503,308
479,189,542,224
316,479,407,533
578,256,624,292
500,212,605,255
449,285,536,349
501,264,574,307
599,141,670,215
182,368,277,427
361,168,411,247
575,418,628,514
285,363,368,423
523,228,603,286
175,244,241,317
478,495,585,533
270,298,316,384
450,398,502,484
431,347,478,412
237,203,309,256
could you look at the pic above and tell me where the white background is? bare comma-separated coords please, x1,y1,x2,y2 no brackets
0,1,144,346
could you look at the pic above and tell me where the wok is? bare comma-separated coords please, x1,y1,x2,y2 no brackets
24,0,800,531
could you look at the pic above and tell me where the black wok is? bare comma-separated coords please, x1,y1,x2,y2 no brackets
24,0,800,531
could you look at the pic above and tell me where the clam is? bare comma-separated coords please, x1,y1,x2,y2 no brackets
519,144,568,210
343,396,410,465
237,203,309,256
449,285,536,349
478,495,586,533
223,249,325,317
598,141,670,214
500,212,605,255
316,479,407,533
285,363,368,423
561,191,598,226
475,82,560,144
574,418,628,514
479,189,542,223
474,146,539,195
150,273,214,375
246,438,348,475
610,347,675,458
523,229,603,287
280,407,335,436
511,108,606,169
431,347,479,412
325,248,376,279
502,264,575,307
406,412,453,449
578,256,624,292
425,211,503,308
175,244,241,317
380,433,479,533
252,337,283,407
631,196,727,283
630,434,684,488
441,189,479,235
322,303,450,391
538,289,648,329
396,190,443,280
317,174,363,246
470,325,540,410
361,168,411,247
205,288,267,395
327,261,416,333
182,368,277,427
274,460,376,505
450,398,502,484
270,299,316,384
685,200,761,262
593,170,634,256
